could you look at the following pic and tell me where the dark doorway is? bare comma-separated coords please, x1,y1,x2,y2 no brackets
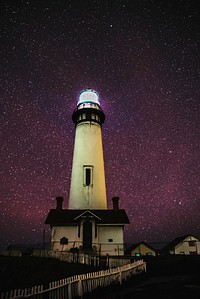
83,222,92,250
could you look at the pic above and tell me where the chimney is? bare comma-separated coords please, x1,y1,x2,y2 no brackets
112,197,119,210
56,197,63,210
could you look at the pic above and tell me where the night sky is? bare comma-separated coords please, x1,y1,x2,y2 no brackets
1,0,200,249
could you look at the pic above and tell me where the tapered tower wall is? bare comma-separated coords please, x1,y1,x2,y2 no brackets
68,90,107,210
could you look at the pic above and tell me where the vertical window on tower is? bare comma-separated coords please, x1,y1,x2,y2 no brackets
83,165,93,187
86,168,91,185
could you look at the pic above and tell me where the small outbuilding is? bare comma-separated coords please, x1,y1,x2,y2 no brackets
126,241,157,257
162,234,200,255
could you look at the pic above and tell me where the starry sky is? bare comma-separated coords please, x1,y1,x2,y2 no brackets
1,0,200,249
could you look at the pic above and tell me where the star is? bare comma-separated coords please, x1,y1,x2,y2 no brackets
0,0,200,249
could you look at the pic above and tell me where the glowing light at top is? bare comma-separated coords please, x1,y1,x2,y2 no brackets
78,89,100,106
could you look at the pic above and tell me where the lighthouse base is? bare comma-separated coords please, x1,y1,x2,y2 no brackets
45,209,129,256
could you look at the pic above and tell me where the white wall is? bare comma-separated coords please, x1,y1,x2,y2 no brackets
69,121,107,210
97,225,124,255
51,226,80,251
50,223,125,256
175,235,200,255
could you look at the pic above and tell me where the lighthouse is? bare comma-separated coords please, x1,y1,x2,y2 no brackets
45,89,129,255
69,89,107,210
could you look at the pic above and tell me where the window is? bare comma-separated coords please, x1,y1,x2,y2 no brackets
86,168,91,185
83,165,93,187
146,252,152,256
108,239,113,242
135,253,141,257
188,241,195,246
189,251,197,255
60,237,68,245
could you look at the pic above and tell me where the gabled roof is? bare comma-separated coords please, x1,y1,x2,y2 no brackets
149,242,168,250
45,209,129,225
126,241,157,254
74,210,102,221
162,234,200,252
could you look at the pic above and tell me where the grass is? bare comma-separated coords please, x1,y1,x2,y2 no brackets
0,255,99,292
1,254,200,297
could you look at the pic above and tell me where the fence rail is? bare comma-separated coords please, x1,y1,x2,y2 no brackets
0,260,146,299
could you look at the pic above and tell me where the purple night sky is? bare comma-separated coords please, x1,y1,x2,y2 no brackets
1,1,200,249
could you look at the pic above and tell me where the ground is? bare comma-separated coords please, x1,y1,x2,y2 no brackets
87,255,200,298
1,254,200,298
0,255,99,293
88,274,200,299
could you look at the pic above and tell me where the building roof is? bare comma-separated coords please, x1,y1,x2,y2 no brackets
162,234,200,252
126,241,157,254
45,209,130,225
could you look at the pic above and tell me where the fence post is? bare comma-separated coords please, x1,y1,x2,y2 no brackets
77,276,83,298
119,269,122,285
68,282,72,299
144,262,147,272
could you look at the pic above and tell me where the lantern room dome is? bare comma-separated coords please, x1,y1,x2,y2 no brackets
77,89,100,106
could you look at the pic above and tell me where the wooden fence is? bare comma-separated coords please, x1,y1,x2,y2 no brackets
0,260,146,299
33,249,132,268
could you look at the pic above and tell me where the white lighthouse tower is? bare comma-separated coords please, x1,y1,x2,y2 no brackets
69,89,107,210
45,89,129,255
